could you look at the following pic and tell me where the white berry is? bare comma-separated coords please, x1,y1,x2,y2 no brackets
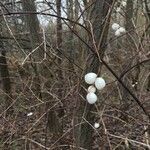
122,1,127,7
86,93,97,104
94,122,100,128
118,27,126,33
84,72,97,84
95,77,106,90
112,23,120,31
116,7,121,12
88,85,96,93
115,29,121,36
27,112,33,116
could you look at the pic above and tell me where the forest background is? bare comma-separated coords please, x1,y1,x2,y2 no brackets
0,0,150,149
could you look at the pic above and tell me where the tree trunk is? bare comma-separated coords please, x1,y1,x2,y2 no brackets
21,0,42,99
67,0,75,65
73,0,113,149
0,10,12,116
22,0,43,60
46,0,63,135
0,51,12,115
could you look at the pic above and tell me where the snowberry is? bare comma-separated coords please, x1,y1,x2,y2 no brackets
95,77,106,90
116,7,121,12
115,27,126,36
18,19,22,24
84,72,97,84
94,122,100,128
88,85,96,93
86,93,97,104
27,112,33,116
115,29,121,36
122,1,127,7
112,23,120,31
118,27,126,33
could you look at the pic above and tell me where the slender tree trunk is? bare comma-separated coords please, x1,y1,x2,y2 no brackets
0,10,12,116
56,0,63,48
0,8,12,149
0,51,12,115
143,0,150,145
67,0,75,66
56,0,65,118
21,1,44,148
73,0,113,149
119,0,137,123
144,0,150,92
22,0,43,59
22,0,42,99
74,0,79,21
46,0,63,135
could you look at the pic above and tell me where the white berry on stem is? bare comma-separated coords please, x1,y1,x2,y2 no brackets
84,72,97,84
88,85,96,93
95,77,106,90
94,122,100,128
86,93,97,104
112,23,120,31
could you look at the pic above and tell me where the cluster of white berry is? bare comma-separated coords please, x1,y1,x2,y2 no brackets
112,23,126,36
116,1,127,12
121,1,127,7
84,72,106,104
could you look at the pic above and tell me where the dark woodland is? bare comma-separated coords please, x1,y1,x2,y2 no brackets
0,0,150,149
